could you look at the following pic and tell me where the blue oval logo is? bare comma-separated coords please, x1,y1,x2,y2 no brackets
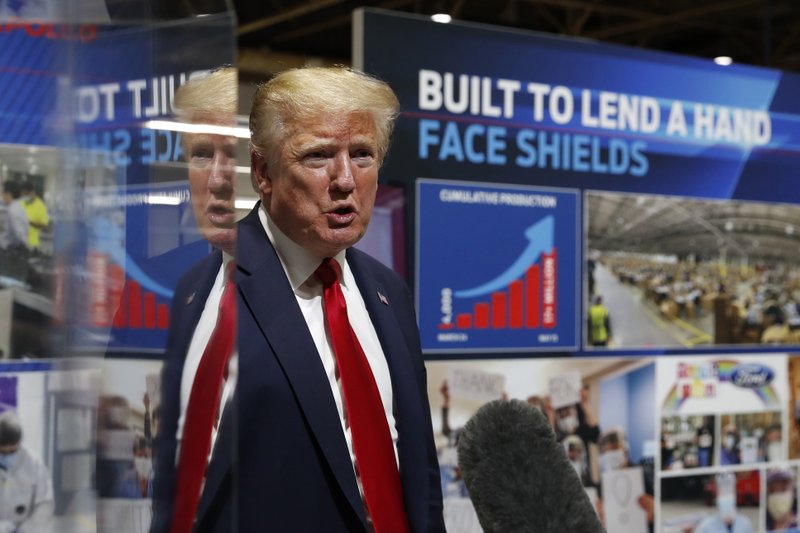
731,364,774,389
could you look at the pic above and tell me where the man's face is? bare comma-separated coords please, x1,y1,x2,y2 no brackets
567,445,582,462
256,111,379,259
766,428,782,444
0,444,18,455
186,132,237,254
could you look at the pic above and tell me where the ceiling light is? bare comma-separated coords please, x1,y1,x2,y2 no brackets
431,13,452,23
235,198,258,210
144,120,250,139
714,56,733,66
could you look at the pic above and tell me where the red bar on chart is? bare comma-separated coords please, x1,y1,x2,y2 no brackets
109,265,126,328
88,252,108,327
509,280,523,328
475,302,489,329
543,249,557,328
128,282,143,329
157,304,169,329
144,293,156,329
492,292,506,328
456,313,472,329
526,264,540,328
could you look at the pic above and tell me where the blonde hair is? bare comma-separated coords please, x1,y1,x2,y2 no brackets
173,66,238,152
173,66,238,120
249,66,399,165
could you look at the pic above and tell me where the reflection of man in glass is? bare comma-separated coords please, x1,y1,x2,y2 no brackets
766,469,797,531
150,66,239,533
0,411,53,532
694,473,754,533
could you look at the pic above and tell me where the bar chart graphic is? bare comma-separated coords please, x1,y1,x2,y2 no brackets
88,251,171,331
416,179,579,353
439,215,558,331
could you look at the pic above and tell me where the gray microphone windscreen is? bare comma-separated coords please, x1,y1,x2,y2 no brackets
457,399,604,533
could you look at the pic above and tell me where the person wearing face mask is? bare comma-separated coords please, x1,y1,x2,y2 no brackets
555,386,601,456
720,424,741,465
763,424,783,463
697,426,714,467
766,469,797,531
596,428,655,532
96,395,142,499
694,473,754,533
0,411,53,533
563,435,593,488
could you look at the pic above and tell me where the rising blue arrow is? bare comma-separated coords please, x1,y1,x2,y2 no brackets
91,216,174,299
454,215,554,299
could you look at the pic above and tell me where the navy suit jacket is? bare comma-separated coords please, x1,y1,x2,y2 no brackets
151,247,229,533
152,205,445,532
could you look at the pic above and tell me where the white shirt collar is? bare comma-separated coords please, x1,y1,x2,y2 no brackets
258,204,347,290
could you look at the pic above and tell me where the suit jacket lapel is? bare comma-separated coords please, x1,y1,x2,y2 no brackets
234,207,367,528
347,250,430,533
170,251,222,363
160,251,223,529
194,400,233,527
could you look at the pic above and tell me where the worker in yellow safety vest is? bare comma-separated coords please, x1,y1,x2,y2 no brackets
588,295,612,347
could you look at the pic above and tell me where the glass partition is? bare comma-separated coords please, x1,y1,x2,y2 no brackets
0,2,239,531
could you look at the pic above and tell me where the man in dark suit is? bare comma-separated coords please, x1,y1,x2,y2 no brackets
198,66,444,532
149,66,239,533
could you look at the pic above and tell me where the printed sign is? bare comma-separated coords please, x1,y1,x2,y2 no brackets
549,370,582,410
417,179,579,353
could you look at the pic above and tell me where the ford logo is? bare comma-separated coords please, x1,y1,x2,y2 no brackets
731,364,774,388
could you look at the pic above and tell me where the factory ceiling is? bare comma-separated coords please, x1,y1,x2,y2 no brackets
227,0,800,78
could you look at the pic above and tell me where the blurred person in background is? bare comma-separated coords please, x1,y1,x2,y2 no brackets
720,424,741,465
597,428,654,532
587,294,612,347
763,423,783,462
0,411,53,532
563,435,594,488
0,181,28,251
694,473,753,533
19,181,48,253
766,469,797,531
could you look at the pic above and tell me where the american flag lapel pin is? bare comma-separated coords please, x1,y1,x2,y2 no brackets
377,291,389,306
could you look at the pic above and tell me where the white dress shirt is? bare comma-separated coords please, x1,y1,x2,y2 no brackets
258,205,400,483
175,252,237,462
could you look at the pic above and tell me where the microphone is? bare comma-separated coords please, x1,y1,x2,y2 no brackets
457,399,604,533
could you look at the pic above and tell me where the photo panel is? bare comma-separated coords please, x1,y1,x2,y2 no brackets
660,470,760,533
586,191,800,352
0,360,100,532
427,356,656,532
765,465,799,531
661,414,716,471
96,358,163,532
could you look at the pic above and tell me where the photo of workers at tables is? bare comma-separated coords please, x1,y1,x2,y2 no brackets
586,191,800,350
